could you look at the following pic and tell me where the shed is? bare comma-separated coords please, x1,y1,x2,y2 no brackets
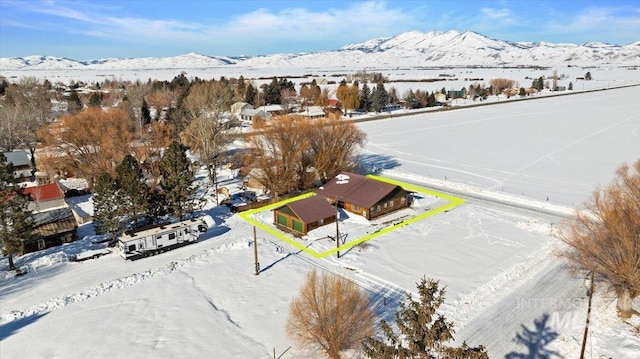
273,195,336,235
316,172,412,220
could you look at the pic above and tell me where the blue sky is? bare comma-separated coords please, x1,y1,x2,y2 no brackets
1,0,639,60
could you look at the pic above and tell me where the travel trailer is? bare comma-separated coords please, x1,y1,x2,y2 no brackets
118,218,208,259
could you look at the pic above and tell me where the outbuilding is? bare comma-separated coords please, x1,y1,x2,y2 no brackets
273,195,336,235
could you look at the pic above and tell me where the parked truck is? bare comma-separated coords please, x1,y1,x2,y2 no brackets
118,218,208,259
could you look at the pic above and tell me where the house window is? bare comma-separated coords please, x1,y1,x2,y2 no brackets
38,239,45,250
390,200,394,207
169,233,176,240
128,244,136,252
370,207,374,212
376,205,381,212
352,205,360,211
384,202,388,208
319,218,324,225
401,197,406,204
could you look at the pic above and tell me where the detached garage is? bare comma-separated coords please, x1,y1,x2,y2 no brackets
273,195,336,236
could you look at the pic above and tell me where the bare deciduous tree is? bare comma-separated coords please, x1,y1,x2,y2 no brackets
561,159,640,317
179,80,235,202
37,107,134,189
287,270,375,359
247,115,366,196
489,78,516,95
0,78,52,168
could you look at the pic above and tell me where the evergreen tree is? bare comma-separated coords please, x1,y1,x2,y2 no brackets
585,71,592,80
141,98,151,125
66,89,83,113
371,82,389,112
363,277,487,359
116,155,149,227
568,82,573,91
93,172,123,239
88,91,102,107
159,141,195,220
0,153,35,270
405,90,419,109
427,92,436,107
519,87,526,97
360,83,372,112
236,75,246,99
244,83,256,106
265,77,281,104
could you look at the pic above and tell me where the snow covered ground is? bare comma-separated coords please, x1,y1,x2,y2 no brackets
2,82,640,358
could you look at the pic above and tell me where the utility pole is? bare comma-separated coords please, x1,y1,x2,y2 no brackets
253,226,260,275
580,271,595,359
335,197,340,258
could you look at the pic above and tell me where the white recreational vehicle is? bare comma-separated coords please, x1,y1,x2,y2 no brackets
118,218,208,259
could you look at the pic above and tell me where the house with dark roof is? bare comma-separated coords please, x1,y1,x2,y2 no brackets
316,172,412,220
273,194,336,235
21,182,78,253
2,150,32,179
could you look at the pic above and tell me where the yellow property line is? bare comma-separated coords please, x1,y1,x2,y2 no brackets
238,175,464,259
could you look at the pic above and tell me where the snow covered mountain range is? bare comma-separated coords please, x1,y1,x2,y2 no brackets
2,30,639,70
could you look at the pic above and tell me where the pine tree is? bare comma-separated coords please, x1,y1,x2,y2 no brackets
116,154,149,227
405,90,419,109
0,153,35,270
88,91,102,107
363,277,487,359
371,82,388,112
244,83,256,106
360,83,372,112
141,98,151,125
159,141,195,220
585,71,592,80
93,172,123,239
265,77,281,104
568,82,573,91
66,89,83,113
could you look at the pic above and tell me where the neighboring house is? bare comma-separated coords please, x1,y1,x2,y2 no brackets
299,106,326,119
21,182,78,253
240,108,269,125
260,104,286,116
22,182,66,212
2,150,32,179
434,93,446,103
273,195,336,235
316,172,412,220
326,98,341,108
231,102,254,115
447,89,467,99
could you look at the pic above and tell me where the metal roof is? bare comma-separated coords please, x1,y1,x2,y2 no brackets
315,172,400,208
2,150,31,167
275,195,336,224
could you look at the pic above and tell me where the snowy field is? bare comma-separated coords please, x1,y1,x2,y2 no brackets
2,72,640,358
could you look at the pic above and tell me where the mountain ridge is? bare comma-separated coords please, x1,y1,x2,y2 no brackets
1,30,638,70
